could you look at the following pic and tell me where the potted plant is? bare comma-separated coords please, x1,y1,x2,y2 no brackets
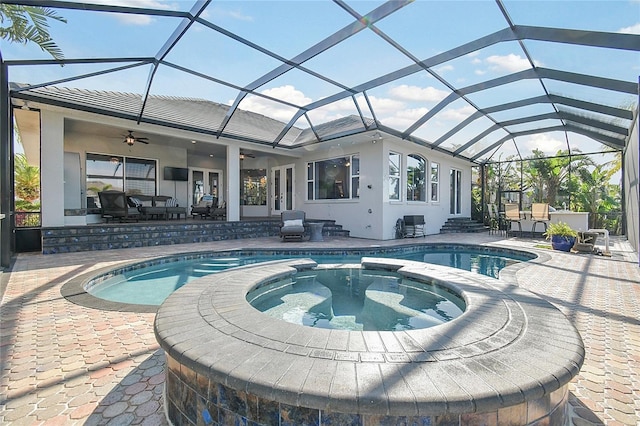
543,221,578,252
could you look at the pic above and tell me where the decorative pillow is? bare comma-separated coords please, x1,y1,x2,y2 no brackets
129,197,142,207
166,198,178,207
283,219,303,227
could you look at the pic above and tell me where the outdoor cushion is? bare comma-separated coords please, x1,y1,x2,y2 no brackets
283,219,303,227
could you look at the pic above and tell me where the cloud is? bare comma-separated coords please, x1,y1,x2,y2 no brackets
618,23,640,34
89,0,175,25
440,105,476,121
365,95,407,116
485,54,531,72
207,6,254,22
388,85,449,102
435,64,454,74
381,107,431,130
521,133,565,154
236,85,311,122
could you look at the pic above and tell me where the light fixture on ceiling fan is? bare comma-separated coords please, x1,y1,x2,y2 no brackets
239,150,255,160
123,130,149,146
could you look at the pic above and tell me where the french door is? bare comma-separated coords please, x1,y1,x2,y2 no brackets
449,168,462,215
271,164,295,215
190,168,223,207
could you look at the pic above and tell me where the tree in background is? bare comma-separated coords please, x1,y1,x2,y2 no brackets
0,4,66,60
574,160,622,232
14,153,39,208
524,149,593,207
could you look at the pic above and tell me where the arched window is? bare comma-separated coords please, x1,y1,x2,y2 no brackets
406,154,426,202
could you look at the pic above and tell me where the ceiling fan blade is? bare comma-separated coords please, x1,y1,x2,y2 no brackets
138,140,149,144
137,137,149,141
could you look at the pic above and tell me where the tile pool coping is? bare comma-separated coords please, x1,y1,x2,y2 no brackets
60,242,544,314
154,255,583,423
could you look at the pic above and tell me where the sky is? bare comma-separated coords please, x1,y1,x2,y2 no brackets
2,0,639,163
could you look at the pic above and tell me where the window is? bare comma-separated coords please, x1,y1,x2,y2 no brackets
450,168,462,214
430,162,439,202
241,169,267,205
307,155,359,200
406,154,426,201
86,154,157,204
389,152,401,200
125,157,157,195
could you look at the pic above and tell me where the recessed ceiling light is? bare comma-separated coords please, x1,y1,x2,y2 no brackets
209,154,214,157
191,140,196,144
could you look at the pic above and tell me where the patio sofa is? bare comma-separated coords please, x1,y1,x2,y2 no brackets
127,195,186,220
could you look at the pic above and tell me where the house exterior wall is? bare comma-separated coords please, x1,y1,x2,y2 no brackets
37,104,473,238
624,112,639,256
40,110,65,227
294,137,473,240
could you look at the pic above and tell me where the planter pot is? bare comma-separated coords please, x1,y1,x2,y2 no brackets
551,235,576,252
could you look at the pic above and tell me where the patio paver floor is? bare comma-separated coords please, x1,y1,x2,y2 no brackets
1,233,638,425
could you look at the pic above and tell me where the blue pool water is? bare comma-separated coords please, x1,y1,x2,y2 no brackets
247,268,466,331
87,246,532,306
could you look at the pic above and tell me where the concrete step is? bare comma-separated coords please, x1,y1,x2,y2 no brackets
439,217,488,234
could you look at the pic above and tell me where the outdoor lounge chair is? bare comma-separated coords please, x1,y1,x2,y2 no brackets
191,195,216,219
132,195,167,220
280,210,306,241
98,190,141,223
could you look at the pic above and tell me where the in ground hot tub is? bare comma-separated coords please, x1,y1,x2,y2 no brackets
155,257,584,425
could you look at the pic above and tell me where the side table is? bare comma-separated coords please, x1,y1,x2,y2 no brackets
308,222,325,242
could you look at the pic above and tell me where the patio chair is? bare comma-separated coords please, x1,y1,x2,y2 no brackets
280,210,306,241
209,201,227,220
487,203,504,235
98,190,141,223
530,203,551,237
191,195,216,219
504,203,522,237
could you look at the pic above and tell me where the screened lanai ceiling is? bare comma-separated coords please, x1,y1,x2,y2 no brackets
2,0,639,164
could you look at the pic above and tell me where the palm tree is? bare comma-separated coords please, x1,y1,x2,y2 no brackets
575,164,620,230
14,153,40,208
525,149,593,207
0,4,66,60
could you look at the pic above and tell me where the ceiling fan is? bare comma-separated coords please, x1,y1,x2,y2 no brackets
239,150,255,160
123,130,149,146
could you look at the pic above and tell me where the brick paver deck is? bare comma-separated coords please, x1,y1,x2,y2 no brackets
1,233,638,425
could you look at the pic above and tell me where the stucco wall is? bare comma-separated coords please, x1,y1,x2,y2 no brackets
624,112,639,256
296,137,473,240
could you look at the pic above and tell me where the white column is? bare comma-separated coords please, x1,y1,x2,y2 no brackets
226,145,240,221
40,110,65,227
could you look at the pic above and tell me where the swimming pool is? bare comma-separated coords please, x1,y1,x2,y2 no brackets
85,244,535,306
